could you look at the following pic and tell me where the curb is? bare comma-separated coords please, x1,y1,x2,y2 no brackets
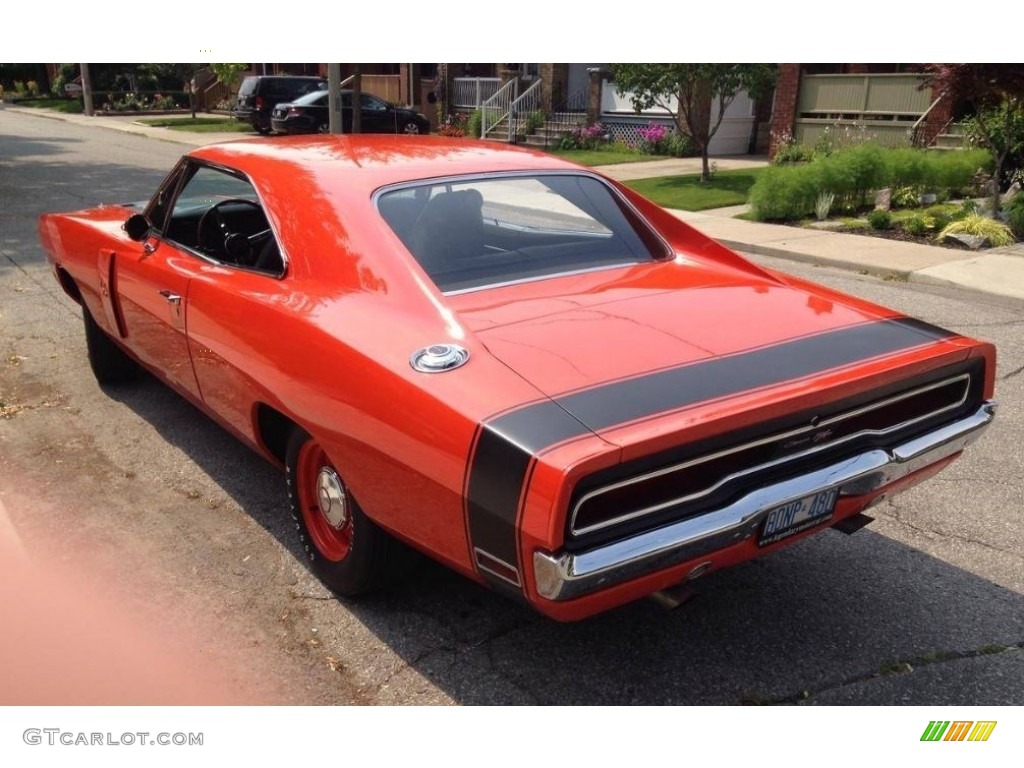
714,239,912,281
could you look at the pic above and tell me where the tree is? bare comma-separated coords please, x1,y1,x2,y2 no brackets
141,63,206,118
210,63,247,104
609,64,776,181
922,64,1024,214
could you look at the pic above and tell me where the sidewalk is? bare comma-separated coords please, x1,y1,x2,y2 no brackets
7,104,1022,303
4,106,250,147
593,155,768,180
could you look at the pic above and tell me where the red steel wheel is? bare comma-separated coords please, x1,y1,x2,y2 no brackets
295,441,353,562
285,429,413,596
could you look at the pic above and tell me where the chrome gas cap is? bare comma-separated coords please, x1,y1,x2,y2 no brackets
410,343,470,373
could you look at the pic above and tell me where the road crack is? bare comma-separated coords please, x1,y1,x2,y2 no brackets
752,643,1024,705
882,505,1020,558
1000,362,1024,381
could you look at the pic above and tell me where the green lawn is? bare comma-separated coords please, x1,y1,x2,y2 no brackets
12,97,83,113
137,117,255,133
624,169,763,211
548,148,647,166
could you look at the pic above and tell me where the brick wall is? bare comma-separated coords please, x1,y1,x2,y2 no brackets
919,88,953,146
769,64,801,158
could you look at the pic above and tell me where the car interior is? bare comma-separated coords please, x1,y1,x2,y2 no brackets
378,175,667,293
154,165,285,276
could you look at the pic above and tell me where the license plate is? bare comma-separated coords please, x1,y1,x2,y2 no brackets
759,487,839,546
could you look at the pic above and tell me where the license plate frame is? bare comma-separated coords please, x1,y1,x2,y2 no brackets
758,487,839,547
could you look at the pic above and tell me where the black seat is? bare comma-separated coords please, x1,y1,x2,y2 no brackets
409,189,486,273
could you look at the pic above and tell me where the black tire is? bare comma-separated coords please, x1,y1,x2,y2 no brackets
254,123,273,135
402,121,421,135
82,306,138,385
285,429,412,596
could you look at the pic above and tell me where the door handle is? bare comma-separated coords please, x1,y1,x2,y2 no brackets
158,290,182,305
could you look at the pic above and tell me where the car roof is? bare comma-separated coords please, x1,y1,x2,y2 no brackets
188,135,587,195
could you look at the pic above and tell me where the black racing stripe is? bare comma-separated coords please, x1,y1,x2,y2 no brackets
464,316,955,594
466,401,587,595
554,317,955,432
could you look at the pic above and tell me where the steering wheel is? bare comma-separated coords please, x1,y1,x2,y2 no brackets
196,199,272,262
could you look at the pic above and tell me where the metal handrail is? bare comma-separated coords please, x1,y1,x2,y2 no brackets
909,91,945,147
480,79,518,140
537,85,589,149
508,79,543,143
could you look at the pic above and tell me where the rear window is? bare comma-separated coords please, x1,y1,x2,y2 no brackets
292,90,328,107
237,77,257,97
377,174,667,293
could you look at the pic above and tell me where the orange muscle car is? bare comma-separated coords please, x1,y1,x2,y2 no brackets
38,136,996,621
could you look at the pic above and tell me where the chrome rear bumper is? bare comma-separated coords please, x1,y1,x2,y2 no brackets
533,402,996,601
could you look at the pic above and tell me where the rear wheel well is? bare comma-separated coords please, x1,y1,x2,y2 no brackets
255,403,296,465
56,267,82,304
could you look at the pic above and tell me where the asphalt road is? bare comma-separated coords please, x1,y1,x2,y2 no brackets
1,106,1022,705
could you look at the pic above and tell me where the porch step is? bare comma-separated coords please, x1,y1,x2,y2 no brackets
934,133,967,150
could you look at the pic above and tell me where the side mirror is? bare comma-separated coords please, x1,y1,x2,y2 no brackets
124,213,152,242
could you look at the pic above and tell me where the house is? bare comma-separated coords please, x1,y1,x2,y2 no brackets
769,64,959,157
441,63,770,154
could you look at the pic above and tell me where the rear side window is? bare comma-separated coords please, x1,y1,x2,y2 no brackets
237,77,257,97
377,174,667,293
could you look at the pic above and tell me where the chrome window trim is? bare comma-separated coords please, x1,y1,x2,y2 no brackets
570,372,972,538
371,170,673,295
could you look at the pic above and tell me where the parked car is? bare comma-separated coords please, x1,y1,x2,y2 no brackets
270,89,430,135
37,137,996,621
233,75,326,134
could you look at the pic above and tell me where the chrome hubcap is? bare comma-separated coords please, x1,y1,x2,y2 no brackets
316,467,347,529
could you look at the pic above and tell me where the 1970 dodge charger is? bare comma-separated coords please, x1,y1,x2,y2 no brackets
38,136,996,621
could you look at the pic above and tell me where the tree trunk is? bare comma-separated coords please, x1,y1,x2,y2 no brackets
701,145,711,182
352,65,362,134
991,152,1005,216
80,63,93,116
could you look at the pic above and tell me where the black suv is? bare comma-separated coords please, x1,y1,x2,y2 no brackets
233,75,326,134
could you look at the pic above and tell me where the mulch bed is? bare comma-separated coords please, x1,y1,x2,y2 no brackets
833,226,979,251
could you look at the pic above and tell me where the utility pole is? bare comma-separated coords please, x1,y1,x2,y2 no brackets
328,63,342,134
351,64,361,134
80,63,93,116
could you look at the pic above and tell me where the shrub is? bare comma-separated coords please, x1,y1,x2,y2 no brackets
773,140,814,165
557,122,610,151
662,131,694,158
952,199,978,220
924,149,992,194
867,210,892,230
438,112,467,138
636,122,669,155
26,80,39,96
1008,207,1024,239
750,145,995,221
524,110,546,135
152,93,177,110
938,214,1015,247
903,216,929,236
923,205,952,232
749,162,823,220
466,109,483,139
